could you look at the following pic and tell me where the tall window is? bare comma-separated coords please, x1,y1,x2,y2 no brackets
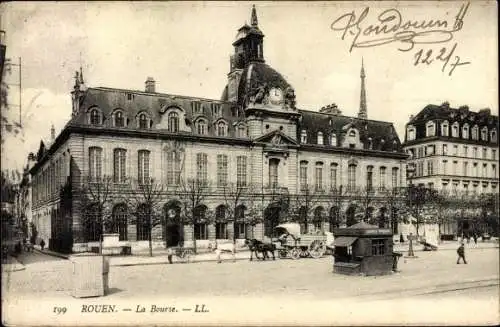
139,113,148,129
113,148,127,183
379,166,386,189
482,148,487,159
300,161,308,190
348,164,356,191
217,121,227,137
493,164,497,178
462,124,469,139
492,150,497,161
88,147,102,181
442,144,448,155
196,153,208,185
392,167,399,188
90,109,100,125
471,125,479,140
317,132,323,145
112,204,128,241
491,130,497,142
301,130,307,143
166,151,181,186
482,164,487,178
331,134,337,146
463,146,468,157
473,163,478,177
217,154,228,187
237,125,246,138
138,150,150,184
463,162,468,176
136,204,151,241
84,204,101,242
236,156,247,187
473,147,478,158
114,111,125,127
194,205,208,240
407,126,416,141
215,206,227,239
452,161,458,175
196,119,207,135
427,160,434,175
315,162,323,191
330,163,338,190
269,158,279,188
452,123,459,137
481,127,488,141
441,121,449,136
366,166,373,191
168,112,179,132
426,121,435,137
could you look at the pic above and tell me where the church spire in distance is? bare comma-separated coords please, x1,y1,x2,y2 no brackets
358,58,367,119
251,4,258,27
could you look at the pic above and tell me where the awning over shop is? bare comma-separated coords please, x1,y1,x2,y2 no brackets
334,236,358,247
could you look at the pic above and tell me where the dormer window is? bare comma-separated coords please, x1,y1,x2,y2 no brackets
491,129,497,142
451,122,459,137
301,130,307,143
191,102,202,114
407,125,416,141
237,124,246,138
90,108,101,125
348,130,356,137
462,123,469,139
216,121,227,137
330,134,337,146
113,110,126,127
481,127,488,141
426,121,435,137
138,113,149,129
168,112,179,132
441,121,449,136
196,119,207,135
317,132,323,145
471,125,479,140
368,137,373,150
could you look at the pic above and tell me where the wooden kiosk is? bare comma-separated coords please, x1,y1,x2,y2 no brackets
333,222,397,276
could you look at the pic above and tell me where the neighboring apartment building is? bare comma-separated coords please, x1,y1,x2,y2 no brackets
403,102,499,237
29,6,407,253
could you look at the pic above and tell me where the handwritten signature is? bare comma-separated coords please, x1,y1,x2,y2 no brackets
330,3,469,52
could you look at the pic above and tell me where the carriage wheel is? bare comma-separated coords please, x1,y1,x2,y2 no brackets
279,249,288,259
309,241,326,259
290,248,301,260
183,250,193,263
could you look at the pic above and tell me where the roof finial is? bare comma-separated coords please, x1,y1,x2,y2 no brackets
251,4,258,27
358,58,367,119
79,51,85,84
50,124,55,141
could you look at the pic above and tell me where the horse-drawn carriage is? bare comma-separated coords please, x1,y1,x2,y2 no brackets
272,223,333,259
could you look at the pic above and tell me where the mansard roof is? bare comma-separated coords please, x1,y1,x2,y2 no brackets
73,87,247,137
298,109,403,153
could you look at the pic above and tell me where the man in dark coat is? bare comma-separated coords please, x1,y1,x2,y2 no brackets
456,243,467,264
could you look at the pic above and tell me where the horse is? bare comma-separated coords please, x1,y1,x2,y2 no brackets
208,241,237,263
244,239,276,261
325,231,335,255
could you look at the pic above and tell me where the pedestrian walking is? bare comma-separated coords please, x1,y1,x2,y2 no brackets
456,242,467,264
473,234,478,245
40,239,46,251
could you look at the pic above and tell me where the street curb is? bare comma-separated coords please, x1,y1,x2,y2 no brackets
112,256,253,267
33,248,70,260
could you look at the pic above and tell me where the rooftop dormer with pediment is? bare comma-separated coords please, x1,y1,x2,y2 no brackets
404,102,499,146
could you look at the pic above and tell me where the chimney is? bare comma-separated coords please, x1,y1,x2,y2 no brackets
51,124,55,141
145,77,156,93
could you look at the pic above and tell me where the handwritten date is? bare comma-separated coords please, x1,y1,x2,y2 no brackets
414,43,470,76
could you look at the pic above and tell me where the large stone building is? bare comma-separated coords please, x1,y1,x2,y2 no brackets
29,6,407,253
403,102,499,238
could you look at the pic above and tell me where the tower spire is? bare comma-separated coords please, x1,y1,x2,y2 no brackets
358,58,367,119
251,4,258,26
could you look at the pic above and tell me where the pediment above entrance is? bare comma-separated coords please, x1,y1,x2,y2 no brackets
254,130,298,147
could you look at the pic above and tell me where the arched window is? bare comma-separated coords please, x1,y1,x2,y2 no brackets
90,109,101,125
481,127,488,141
168,112,179,132
462,123,469,139
136,204,151,241
216,121,227,137
196,119,207,135
452,122,459,137
114,110,125,127
215,205,228,239
349,130,356,137
329,206,340,232
491,129,497,142
113,148,127,183
301,130,307,143
83,203,101,242
88,147,102,182
237,124,246,138
379,166,387,189
138,113,148,129
313,206,325,231
441,121,449,137
234,205,249,239
471,125,479,140
317,132,323,145
426,121,435,137
194,205,208,240
112,204,128,241
330,134,337,146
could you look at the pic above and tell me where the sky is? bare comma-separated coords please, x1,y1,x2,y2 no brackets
1,1,497,174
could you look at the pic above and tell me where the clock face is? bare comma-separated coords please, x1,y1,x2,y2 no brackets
269,88,283,104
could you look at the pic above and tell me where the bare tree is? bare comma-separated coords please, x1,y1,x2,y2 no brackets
221,182,258,243
325,185,345,230
79,175,114,254
289,185,322,234
355,187,375,225
124,178,167,257
178,178,211,254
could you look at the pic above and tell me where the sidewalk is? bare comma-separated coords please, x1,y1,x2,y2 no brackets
1,255,26,272
34,246,254,266
393,239,498,253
